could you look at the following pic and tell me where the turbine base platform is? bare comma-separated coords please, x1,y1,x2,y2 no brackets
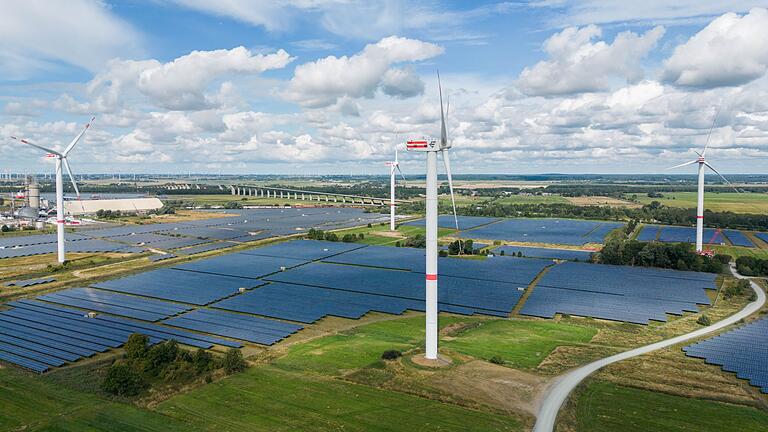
411,353,453,368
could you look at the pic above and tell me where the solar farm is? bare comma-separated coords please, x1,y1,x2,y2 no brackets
0,233,727,373
454,217,625,245
0,207,388,260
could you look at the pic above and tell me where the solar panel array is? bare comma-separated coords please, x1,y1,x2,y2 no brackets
753,232,768,244
36,287,191,322
462,218,624,245
4,277,55,287
173,252,308,279
0,207,389,260
683,317,768,394
93,268,264,305
163,309,302,345
403,215,499,230
0,299,238,373
638,225,758,248
724,230,755,247
521,261,717,324
492,246,593,261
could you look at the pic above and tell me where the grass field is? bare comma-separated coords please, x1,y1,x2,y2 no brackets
711,244,768,259
493,195,568,205
157,366,523,431
575,380,768,432
0,368,193,431
331,224,456,246
629,192,768,214
275,315,597,375
441,320,597,369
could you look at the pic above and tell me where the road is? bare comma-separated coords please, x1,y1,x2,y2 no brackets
533,266,766,432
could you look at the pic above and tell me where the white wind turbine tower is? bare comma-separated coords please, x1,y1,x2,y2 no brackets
669,109,738,253
384,146,405,231
406,72,461,361
11,117,94,263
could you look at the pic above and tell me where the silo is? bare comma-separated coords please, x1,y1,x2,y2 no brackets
27,176,40,210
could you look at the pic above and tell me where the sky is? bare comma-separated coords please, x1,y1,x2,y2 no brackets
3,1,768,175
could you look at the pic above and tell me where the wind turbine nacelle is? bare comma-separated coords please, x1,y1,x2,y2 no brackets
406,138,439,152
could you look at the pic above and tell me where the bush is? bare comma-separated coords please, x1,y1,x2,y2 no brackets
438,250,448,257
489,355,504,365
725,279,750,299
358,233,364,240
324,232,339,242
341,234,355,243
102,362,145,396
714,254,732,264
367,223,372,228
697,315,712,326
146,340,179,375
499,250,505,256
222,348,246,374
749,291,758,302
193,349,215,374
124,333,149,360
381,350,402,360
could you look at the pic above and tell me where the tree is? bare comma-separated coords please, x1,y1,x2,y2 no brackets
124,333,148,360
324,232,339,242
222,348,246,374
697,315,711,326
341,234,355,243
192,349,215,373
102,362,145,396
146,340,179,375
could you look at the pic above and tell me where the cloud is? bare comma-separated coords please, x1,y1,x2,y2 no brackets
662,8,768,88
0,0,142,77
284,36,443,108
381,68,425,99
517,25,665,96
534,0,766,27
67,47,293,112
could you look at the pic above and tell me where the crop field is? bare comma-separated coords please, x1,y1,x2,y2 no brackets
493,195,569,205
574,380,768,432
630,192,768,214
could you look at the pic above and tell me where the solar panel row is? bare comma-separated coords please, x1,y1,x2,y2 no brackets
162,309,301,346
4,277,55,287
461,218,623,246
36,287,191,321
684,317,768,394
491,246,593,261
0,299,239,372
93,268,264,305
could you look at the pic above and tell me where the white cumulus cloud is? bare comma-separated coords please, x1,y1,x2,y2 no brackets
284,36,443,108
517,25,665,96
662,8,768,88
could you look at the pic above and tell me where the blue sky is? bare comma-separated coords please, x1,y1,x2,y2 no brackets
2,1,768,175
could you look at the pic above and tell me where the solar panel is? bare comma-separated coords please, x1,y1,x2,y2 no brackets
723,230,755,247
461,218,624,245
162,309,301,345
402,215,499,230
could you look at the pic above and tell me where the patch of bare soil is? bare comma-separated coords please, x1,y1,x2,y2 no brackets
428,360,550,416
565,196,641,208
372,231,406,239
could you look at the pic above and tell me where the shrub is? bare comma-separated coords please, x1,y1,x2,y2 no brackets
714,254,732,264
499,250,505,256
341,234,355,243
358,233,364,240
489,355,504,365
381,350,402,360
102,362,145,396
192,349,215,373
324,232,339,242
124,333,149,360
367,223,372,228
222,348,247,374
697,315,711,326
749,291,758,302
146,340,179,375
438,250,448,257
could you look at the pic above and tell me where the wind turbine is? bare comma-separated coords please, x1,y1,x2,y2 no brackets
406,71,460,361
10,116,94,263
384,146,405,231
669,109,737,253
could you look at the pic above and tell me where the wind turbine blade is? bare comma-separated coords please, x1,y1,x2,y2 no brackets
441,150,460,232
437,70,447,148
702,106,720,157
396,165,406,181
63,116,95,156
667,160,698,170
62,158,80,198
10,136,61,156
704,161,739,193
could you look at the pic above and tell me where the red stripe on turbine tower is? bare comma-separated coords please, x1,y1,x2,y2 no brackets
697,216,704,219
426,274,437,281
